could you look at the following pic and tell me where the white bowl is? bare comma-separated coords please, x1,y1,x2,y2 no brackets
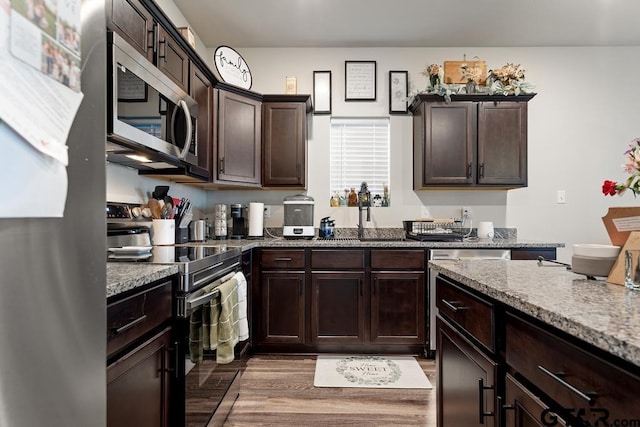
572,243,621,258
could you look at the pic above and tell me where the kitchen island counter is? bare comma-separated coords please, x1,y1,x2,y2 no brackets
429,259,640,367
107,263,179,298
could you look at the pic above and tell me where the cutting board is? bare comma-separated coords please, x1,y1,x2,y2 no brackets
607,231,640,286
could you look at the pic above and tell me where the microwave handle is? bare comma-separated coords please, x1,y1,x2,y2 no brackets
171,99,193,160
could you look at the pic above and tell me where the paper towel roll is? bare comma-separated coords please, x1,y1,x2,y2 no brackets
248,202,264,237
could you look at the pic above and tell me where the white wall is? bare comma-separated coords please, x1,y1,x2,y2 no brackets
212,45,640,263
108,2,640,263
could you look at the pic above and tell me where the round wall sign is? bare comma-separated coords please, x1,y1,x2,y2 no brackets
213,46,252,90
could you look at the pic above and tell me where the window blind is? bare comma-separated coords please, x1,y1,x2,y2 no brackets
330,117,390,198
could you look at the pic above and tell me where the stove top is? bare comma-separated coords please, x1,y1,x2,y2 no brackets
107,244,241,275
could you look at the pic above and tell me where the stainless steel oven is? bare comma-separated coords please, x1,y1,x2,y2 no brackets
106,31,204,177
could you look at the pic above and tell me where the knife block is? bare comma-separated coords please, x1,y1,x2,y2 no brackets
175,227,189,244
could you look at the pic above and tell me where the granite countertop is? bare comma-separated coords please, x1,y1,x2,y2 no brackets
105,237,564,298
190,236,564,250
106,263,179,299
429,259,640,367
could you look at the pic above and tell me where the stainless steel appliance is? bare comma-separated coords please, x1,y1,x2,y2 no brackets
427,249,511,357
283,194,315,239
107,204,246,426
0,5,106,425
106,31,208,181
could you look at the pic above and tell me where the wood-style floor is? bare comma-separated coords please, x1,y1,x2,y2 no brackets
223,355,436,426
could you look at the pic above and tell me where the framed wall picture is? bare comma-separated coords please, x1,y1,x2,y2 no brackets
345,60,376,101
313,70,332,115
389,70,408,114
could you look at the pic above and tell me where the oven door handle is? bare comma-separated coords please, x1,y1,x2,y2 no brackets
186,287,220,312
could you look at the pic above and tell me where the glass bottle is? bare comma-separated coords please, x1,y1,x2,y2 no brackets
348,188,358,207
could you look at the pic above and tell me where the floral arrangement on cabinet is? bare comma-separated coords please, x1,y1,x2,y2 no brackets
413,61,535,103
602,137,640,197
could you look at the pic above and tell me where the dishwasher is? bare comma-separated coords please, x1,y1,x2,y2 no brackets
426,248,511,357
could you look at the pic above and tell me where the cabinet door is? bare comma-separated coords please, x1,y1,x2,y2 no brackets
189,66,212,179
107,327,172,427
216,90,262,185
504,373,568,427
259,272,305,344
422,102,475,185
477,101,527,185
370,272,425,345
310,272,365,345
156,26,189,92
262,102,306,187
437,316,497,427
108,0,154,63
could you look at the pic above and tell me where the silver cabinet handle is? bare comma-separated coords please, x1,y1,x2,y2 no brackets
441,299,467,312
114,314,147,335
537,365,597,405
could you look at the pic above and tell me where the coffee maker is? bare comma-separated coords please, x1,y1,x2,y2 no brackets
230,204,246,239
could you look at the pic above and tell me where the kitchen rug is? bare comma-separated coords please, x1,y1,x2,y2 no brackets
313,355,432,389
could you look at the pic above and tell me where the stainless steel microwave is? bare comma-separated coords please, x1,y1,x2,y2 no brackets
106,31,202,177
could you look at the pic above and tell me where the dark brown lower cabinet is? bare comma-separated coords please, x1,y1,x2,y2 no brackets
504,373,568,427
107,327,172,427
370,271,424,345
437,316,497,427
259,271,305,345
310,272,365,345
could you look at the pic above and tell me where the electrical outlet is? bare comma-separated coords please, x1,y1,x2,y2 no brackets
263,205,271,218
556,190,566,204
461,206,472,219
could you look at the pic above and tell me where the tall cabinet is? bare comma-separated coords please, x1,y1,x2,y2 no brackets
262,95,312,188
410,94,534,189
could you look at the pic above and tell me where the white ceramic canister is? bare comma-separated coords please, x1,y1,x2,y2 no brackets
477,221,495,240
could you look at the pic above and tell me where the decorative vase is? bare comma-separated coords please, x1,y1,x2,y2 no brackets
429,74,440,88
465,80,476,94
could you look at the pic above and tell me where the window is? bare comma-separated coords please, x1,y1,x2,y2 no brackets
330,117,390,199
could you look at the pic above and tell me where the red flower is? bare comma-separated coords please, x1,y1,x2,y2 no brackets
602,180,618,196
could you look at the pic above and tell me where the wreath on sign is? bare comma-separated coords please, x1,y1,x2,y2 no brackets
335,355,401,386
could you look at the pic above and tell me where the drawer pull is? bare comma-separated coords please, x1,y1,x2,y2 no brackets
537,365,598,405
478,378,495,424
114,314,147,335
441,299,467,312
273,257,293,262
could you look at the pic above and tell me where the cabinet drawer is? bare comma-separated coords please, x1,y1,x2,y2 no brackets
107,280,172,357
310,249,364,269
506,313,640,421
260,249,305,269
435,276,495,352
371,249,424,270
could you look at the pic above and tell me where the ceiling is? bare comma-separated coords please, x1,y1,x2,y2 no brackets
172,0,640,48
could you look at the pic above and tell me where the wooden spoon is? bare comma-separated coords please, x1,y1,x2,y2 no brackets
148,199,163,219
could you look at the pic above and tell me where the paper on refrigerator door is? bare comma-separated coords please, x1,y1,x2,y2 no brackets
0,0,83,166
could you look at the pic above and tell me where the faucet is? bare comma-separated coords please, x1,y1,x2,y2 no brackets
357,181,371,239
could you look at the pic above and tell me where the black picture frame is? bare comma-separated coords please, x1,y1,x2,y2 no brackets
389,70,408,114
345,60,376,101
313,70,332,115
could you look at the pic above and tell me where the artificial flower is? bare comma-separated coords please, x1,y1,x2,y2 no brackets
602,138,640,196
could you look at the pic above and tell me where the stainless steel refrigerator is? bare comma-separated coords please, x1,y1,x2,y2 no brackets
0,2,107,426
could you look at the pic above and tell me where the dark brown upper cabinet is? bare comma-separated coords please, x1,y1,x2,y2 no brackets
156,25,189,92
262,95,313,188
108,0,155,63
214,87,262,186
189,65,213,180
410,94,534,189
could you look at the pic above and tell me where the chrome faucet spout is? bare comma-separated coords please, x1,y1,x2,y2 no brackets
357,181,371,239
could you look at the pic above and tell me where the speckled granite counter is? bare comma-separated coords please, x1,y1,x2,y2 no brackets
429,259,640,367
189,237,563,250
107,263,179,299
105,237,563,298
